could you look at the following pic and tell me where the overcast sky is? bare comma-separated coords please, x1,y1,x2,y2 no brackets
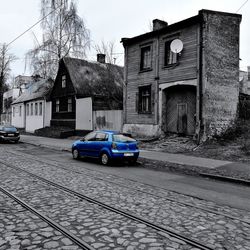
0,0,249,77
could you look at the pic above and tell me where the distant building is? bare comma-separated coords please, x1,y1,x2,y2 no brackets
0,75,40,125
121,9,241,141
1,88,20,125
11,78,54,132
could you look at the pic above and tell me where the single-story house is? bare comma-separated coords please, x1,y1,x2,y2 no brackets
11,78,54,133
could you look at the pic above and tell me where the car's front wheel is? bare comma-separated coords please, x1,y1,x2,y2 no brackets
100,152,109,165
72,148,80,160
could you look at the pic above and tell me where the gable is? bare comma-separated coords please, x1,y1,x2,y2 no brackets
50,60,76,100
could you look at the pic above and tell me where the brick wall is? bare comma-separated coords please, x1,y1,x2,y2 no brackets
201,10,242,139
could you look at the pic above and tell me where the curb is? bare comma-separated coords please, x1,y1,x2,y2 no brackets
20,140,250,186
200,173,250,186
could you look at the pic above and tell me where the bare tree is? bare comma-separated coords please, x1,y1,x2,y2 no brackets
26,0,90,79
0,44,16,114
94,40,116,64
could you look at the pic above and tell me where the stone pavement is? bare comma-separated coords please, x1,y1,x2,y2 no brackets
19,134,250,184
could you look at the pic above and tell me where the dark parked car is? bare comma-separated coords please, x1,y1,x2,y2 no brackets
0,125,20,143
72,130,139,165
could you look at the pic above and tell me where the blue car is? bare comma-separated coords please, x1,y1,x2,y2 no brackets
72,130,139,165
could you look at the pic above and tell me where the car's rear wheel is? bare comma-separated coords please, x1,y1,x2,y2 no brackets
100,153,109,165
72,149,80,160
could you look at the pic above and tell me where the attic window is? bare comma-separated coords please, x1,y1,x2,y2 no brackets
62,75,66,88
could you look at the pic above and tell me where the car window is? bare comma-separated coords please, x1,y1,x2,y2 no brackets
95,133,108,141
84,132,96,141
112,134,136,143
4,127,17,132
0,126,3,130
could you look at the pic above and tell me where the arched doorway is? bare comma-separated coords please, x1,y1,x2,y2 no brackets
163,85,196,135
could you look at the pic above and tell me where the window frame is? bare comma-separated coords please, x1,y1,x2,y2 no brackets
39,102,43,116
26,104,29,116
164,39,179,67
56,99,60,113
67,97,72,112
19,106,22,117
31,103,33,116
62,75,66,88
138,85,152,114
35,103,38,116
140,45,152,71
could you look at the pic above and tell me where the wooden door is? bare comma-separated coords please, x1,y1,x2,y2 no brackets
177,103,187,134
165,86,196,135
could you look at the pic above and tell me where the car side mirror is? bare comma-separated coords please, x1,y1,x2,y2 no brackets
80,137,85,141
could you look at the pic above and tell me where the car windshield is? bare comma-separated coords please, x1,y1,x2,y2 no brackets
112,134,136,143
4,127,17,132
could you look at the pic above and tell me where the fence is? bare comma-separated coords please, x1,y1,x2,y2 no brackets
93,110,123,131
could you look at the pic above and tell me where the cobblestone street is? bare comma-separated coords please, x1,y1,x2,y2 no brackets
1,144,250,249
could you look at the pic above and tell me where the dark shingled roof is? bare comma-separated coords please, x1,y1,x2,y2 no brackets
62,57,124,98
12,78,54,104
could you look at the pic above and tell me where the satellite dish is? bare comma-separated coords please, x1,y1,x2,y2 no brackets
170,39,183,53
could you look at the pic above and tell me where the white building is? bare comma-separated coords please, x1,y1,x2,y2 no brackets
11,79,53,133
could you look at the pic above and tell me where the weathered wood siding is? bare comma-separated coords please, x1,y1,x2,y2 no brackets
51,61,76,120
125,23,198,126
158,24,198,84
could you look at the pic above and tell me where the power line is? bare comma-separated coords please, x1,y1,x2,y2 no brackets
236,0,248,13
7,3,63,47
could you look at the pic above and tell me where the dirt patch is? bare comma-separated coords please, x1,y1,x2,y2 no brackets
139,120,250,164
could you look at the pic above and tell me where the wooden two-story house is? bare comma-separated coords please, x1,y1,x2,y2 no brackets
121,9,241,141
50,56,124,132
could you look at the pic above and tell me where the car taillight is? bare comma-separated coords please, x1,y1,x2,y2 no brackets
111,143,117,149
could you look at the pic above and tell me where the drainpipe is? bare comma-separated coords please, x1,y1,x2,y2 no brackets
155,35,160,129
43,97,46,128
197,16,204,144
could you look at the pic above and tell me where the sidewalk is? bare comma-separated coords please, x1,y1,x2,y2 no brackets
20,134,250,185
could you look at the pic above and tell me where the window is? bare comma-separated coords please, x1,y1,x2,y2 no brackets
62,75,66,88
39,102,43,116
26,104,29,116
84,132,96,141
138,85,151,113
31,103,33,116
13,107,15,117
164,40,178,66
68,97,72,112
19,106,22,116
56,99,60,112
35,103,38,115
140,46,151,71
95,133,108,141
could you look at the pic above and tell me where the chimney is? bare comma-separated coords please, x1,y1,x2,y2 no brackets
248,66,250,81
97,53,106,63
152,19,168,31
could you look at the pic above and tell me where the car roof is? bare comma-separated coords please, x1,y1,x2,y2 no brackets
96,130,119,134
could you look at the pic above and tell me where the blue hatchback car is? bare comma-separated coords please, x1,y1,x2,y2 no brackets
72,130,139,165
